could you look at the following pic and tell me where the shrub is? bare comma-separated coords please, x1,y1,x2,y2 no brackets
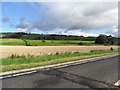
78,42,84,45
9,54,26,59
91,50,97,52
55,52,59,55
51,40,54,43
104,43,110,46
110,47,114,51
42,40,45,42
90,50,105,52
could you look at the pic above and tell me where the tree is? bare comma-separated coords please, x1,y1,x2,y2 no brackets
95,34,108,44
95,34,115,45
21,39,29,46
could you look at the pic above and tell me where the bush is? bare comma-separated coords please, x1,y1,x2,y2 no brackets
90,50,105,52
78,42,84,45
42,40,45,42
51,40,54,43
9,54,26,59
104,43,110,46
110,47,114,51
55,52,59,55
91,50,97,52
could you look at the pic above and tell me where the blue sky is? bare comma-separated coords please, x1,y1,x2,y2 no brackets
2,2,42,32
1,2,118,37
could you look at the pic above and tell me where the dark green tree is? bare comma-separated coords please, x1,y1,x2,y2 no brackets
95,34,108,44
21,39,29,46
95,34,115,45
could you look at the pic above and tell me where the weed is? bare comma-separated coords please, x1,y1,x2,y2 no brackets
2,50,118,72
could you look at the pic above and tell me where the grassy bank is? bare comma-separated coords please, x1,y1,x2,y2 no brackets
1,38,99,46
1,50,118,72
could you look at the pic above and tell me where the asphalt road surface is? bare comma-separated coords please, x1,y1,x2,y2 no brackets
1,55,119,89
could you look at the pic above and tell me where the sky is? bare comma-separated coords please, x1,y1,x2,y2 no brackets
1,2,118,37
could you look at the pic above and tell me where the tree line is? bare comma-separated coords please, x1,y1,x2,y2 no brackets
1,32,96,41
1,32,119,45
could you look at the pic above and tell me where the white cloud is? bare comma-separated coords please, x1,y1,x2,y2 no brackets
106,26,119,37
59,29,99,37
40,2,118,30
13,2,118,36
17,28,28,32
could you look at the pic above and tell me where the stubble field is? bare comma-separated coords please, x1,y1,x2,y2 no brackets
1,46,118,59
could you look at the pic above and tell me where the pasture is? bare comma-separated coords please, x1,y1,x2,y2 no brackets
1,38,96,46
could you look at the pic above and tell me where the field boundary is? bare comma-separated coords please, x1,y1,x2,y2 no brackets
0,54,119,78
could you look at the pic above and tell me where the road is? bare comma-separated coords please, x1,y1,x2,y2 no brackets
1,55,119,89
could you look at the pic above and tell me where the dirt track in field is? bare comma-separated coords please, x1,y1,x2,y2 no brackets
0,46,118,59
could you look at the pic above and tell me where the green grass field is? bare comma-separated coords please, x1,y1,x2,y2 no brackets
1,50,118,72
1,38,100,46
0,34,4,38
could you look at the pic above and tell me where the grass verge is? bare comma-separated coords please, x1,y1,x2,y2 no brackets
1,50,118,72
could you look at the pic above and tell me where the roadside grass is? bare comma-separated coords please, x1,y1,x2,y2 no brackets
1,50,118,72
1,38,100,46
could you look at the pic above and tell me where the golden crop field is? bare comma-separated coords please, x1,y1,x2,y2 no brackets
0,46,118,59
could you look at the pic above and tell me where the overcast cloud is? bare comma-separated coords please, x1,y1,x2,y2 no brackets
106,26,119,37
12,2,118,36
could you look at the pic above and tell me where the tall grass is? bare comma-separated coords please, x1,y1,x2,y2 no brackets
1,50,118,72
